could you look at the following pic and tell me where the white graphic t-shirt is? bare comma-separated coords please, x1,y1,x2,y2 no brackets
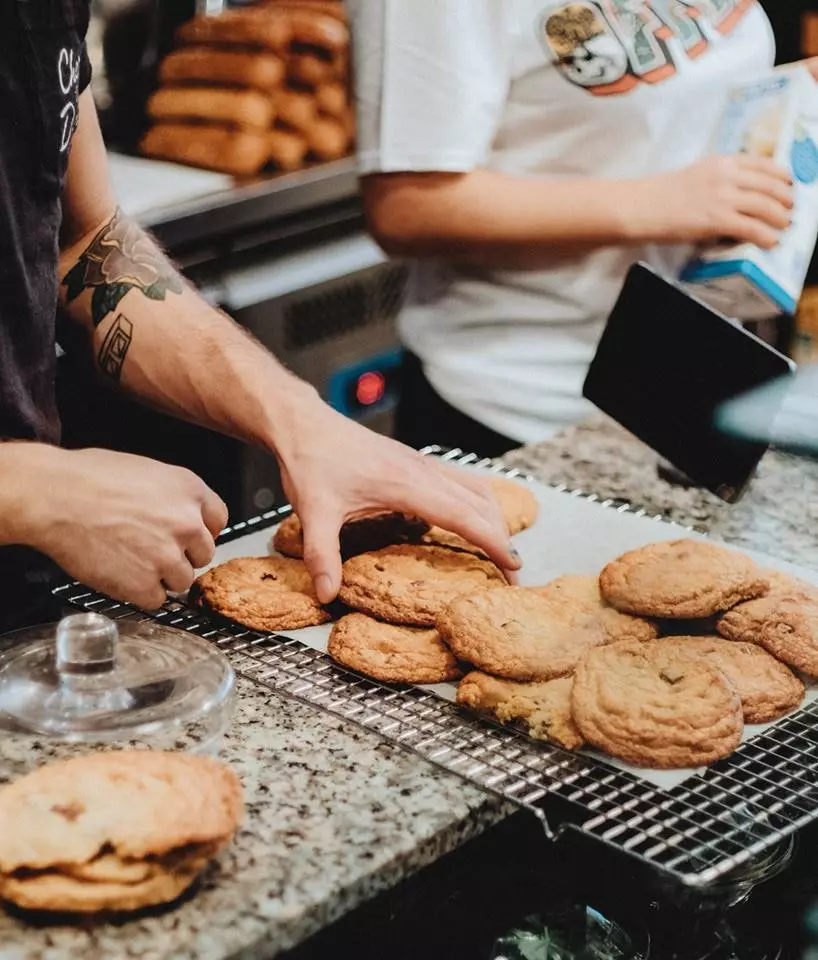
349,0,776,443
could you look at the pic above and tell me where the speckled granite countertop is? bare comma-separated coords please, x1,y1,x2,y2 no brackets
505,416,818,572
2,415,817,960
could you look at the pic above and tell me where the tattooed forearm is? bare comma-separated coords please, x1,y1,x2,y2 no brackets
97,314,133,382
62,208,183,328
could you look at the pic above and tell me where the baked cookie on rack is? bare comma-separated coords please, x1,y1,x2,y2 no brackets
273,512,430,560
193,556,330,631
328,613,462,685
457,671,583,750
486,476,539,535
718,570,818,645
658,635,804,724
571,640,744,769
533,575,658,644
419,526,489,559
339,545,507,628
599,539,769,619
439,586,653,683
717,569,818,677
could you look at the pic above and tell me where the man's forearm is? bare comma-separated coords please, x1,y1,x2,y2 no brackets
58,209,314,453
363,169,663,269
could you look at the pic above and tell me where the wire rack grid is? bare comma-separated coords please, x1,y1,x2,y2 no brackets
53,449,818,889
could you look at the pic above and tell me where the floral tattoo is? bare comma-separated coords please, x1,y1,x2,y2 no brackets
62,209,183,328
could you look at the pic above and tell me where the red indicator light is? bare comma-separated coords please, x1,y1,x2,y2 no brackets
356,371,386,406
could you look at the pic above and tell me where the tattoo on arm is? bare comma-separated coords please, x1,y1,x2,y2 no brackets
98,314,133,382
62,208,183,328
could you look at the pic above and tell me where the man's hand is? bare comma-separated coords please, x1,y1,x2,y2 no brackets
11,446,226,610
272,385,521,603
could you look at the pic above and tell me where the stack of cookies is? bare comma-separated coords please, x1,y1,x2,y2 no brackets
140,1,354,177
0,751,243,915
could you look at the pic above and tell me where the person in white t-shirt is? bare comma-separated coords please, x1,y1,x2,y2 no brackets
348,0,798,456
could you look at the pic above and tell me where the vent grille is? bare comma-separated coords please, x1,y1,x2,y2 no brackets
284,264,408,352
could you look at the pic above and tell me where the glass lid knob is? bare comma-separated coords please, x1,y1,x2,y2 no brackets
56,613,119,677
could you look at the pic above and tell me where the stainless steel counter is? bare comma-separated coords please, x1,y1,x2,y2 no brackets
115,155,361,257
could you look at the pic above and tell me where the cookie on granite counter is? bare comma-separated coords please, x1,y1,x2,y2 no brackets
339,545,507,628
658,635,804,723
600,539,769,619
571,640,744,769
273,511,430,560
457,671,583,750
439,586,638,683
0,751,243,914
194,556,331,632
328,613,462,685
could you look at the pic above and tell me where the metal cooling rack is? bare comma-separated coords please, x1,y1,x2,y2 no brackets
54,448,818,889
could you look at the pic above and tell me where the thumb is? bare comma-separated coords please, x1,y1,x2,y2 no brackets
299,501,343,604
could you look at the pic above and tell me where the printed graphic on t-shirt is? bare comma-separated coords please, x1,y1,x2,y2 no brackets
540,0,756,96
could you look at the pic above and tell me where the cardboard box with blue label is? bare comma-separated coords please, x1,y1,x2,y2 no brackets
682,66,818,320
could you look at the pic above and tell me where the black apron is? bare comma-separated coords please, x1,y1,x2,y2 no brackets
0,0,91,632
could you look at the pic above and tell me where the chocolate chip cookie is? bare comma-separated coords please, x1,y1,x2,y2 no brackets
572,640,744,769
328,613,462,684
194,555,330,631
659,635,804,723
0,751,243,914
339,545,507,627
599,539,769,619
273,511,430,560
457,671,583,750
486,475,539,534
420,527,489,559
533,575,658,644
718,571,818,645
439,586,637,683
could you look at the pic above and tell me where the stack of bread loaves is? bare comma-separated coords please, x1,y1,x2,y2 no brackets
140,0,354,178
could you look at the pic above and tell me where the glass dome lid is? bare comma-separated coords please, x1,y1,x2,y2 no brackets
0,613,235,748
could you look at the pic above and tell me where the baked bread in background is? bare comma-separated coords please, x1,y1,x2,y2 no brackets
141,0,354,177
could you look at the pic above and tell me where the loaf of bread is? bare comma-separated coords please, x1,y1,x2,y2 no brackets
285,9,348,52
176,8,347,54
160,48,286,90
305,116,350,161
315,81,346,118
268,128,310,171
289,52,344,87
176,9,292,50
147,87,276,130
257,0,346,22
140,124,271,177
274,89,317,133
